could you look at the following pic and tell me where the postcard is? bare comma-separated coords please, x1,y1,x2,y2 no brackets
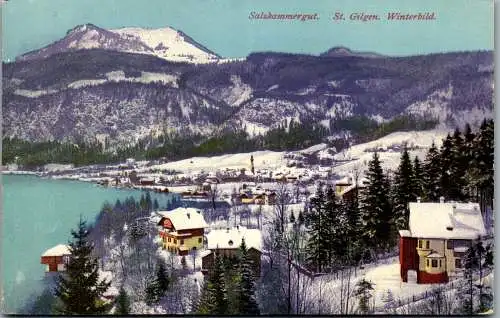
1,0,494,315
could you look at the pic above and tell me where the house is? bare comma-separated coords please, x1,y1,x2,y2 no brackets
41,244,71,272
201,226,262,277
334,176,353,196
157,208,208,255
139,177,156,186
399,200,486,284
239,193,255,204
338,183,366,202
254,194,265,205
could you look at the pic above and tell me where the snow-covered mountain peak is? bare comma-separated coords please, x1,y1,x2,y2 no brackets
17,24,222,64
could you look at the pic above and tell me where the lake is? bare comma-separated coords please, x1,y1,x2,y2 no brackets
1,174,175,313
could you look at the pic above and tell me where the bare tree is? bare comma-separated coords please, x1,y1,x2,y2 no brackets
274,180,291,233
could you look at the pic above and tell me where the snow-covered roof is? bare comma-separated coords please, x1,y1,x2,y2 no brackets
158,208,208,230
42,244,71,257
454,246,469,253
408,202,486,240
206,226,262,251
426,253,444,258
199,250,212,258
398,230,411,237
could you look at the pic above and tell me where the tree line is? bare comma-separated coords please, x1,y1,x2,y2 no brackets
4,114,437,168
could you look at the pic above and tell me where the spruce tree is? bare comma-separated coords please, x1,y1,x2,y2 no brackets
155,261,170,296
422,142,441,201
298,210,305,225
449,128,467,201
439,134,454,200
324,185,347,264
359,152,393,251
306,185,328,272
115,287,131,315
196,281,216,314
237,239,260,315
355,278,374,314
145,277,160,306
391,147,415,230
471,120,494,210
412,156,425,200
54,217,111,314
212,254,229,315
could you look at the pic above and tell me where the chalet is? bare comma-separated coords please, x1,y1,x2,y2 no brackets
201,226,262,276
399,200,486,284
41,244,71,272
157,208,208,255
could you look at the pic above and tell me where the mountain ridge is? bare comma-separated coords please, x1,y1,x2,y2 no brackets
3,25,494,149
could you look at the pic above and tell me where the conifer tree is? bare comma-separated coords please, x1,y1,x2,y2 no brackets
324,185,347,264
54,217,111,314
391,147,415,230
115,287,131,315
439,134,454,200
412,156,425,200
212,254,229,314
297,210,305,226
422,142,441,201
355,278,374,314
156,261,170,296
306,185,328,272
449,128,467,201
237,239,260,315
470,119,494,210
359,152,393,251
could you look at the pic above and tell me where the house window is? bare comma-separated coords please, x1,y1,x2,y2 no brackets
198,238,202,243
455,258,462,268
426,259,429,267
447,240,454,249
180,239,184,245
432,259,438,268
174,239,177,244
439,260,442,267
418,240,422,248
426,241,430,249
168,238,171,242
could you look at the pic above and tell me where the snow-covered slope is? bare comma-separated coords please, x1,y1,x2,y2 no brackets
17,24,221,64
112,27,220,63
332,130,450,176
140,130,449,178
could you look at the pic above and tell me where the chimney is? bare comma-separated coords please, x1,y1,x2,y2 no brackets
439,196,445,204
417,197,421,203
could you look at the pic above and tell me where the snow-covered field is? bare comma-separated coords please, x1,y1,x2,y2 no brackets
141,150,287,174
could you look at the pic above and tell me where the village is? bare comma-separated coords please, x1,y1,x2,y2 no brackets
32,126,494,314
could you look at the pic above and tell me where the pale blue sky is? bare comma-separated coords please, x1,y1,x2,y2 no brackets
1,0,493,61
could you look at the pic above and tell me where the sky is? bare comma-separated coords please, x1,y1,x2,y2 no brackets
1,0,494,61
